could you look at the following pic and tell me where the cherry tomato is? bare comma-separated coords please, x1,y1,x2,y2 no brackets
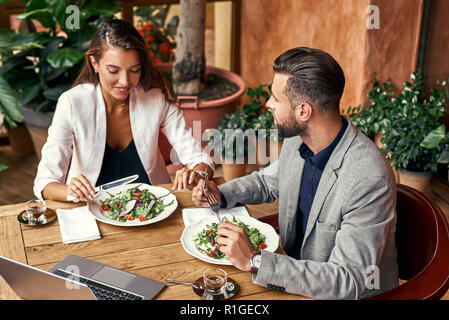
206,229,213,236
258,243,267,250
138,215,148,222
101,204,109,211
124,214,134,221
118,204,122,209
207,252,212,257
134,192,142,198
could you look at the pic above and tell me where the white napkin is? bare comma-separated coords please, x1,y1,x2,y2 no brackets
182,206,250,227
56,206,101,244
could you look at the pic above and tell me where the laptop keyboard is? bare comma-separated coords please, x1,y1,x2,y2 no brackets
53,269,143,300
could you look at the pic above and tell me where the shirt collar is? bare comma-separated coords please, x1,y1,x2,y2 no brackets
299,116,348,171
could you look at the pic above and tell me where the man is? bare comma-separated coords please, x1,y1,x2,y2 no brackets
192,47,398,300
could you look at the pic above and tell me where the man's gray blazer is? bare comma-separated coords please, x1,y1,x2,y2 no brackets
218,119,399,299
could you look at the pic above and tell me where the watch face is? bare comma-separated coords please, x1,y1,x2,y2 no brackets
252,253,262,267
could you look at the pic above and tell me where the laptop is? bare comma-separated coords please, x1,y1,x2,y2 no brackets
0,255,166,300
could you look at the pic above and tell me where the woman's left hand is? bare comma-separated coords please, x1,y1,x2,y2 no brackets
172,167,200,190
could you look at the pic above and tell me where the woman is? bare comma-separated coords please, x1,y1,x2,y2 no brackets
34,19,214,202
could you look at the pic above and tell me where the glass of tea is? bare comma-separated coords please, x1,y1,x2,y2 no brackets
202,268,227,299
24,199,47,224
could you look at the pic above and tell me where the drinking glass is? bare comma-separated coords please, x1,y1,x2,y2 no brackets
202,268,227,299
24,199,46,224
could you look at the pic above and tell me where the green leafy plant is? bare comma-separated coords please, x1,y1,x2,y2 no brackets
134,5,179,64
347,78,395,139
244,83,279,141
0,162,7,172
205,108,250,160
0,74,23,129
205,83,279,160
0,0,120,116
382,72,449,172
421,124,449,167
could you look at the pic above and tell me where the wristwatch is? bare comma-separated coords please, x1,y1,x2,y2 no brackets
249,251,261,275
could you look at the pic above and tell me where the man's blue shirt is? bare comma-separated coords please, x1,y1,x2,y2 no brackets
292,116,348,259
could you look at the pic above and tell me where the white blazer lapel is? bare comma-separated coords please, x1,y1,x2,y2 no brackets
88,84,107,185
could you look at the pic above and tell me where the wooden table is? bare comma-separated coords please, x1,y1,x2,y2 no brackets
0,180,310,300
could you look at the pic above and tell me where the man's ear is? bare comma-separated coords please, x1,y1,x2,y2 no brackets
295,102,313,122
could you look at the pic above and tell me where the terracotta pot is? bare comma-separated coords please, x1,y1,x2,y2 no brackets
397,168,432,194
156,64,246,167
374,131,384,149
7,124,35,157
392,166,400,184
21,107,54,161
221,158,247,182
374,132,400,183
156,63,246,139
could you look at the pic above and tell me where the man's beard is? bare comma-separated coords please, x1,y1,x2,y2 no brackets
275,111,307,138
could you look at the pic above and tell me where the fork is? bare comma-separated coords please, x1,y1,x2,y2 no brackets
199,176,221,223
144,188,176,215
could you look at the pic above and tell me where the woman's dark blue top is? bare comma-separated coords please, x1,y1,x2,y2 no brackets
95,139,151,187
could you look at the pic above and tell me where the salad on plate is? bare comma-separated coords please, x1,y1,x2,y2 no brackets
193,216,267,260
100,185,174,222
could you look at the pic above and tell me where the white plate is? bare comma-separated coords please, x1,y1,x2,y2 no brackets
180,214,279,265
87,183,178,227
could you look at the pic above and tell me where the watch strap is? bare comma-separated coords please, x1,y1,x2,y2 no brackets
249,251,261,275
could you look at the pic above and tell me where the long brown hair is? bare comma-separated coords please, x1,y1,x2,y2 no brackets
73,19,173,103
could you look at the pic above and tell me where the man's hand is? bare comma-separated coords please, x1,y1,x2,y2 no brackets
192,179,221,207
216,221,259,272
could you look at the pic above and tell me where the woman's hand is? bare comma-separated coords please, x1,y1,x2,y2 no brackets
66,174,96,202
172,167,197,191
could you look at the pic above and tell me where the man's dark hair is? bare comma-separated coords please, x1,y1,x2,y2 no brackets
273,47,345,114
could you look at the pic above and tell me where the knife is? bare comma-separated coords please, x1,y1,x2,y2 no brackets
66,174,139,202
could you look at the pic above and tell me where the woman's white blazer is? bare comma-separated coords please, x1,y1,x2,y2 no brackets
33,83,214,199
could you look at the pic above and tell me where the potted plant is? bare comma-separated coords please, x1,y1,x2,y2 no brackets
0,0,120,159
0,28,36,157
203,83,282,181
381,72,449,193
134,5,179,65
243,83,283,167
204,107,251,181
156,0,246,141
347,78,395,148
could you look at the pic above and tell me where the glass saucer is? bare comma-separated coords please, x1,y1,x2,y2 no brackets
17,208,57,226
192,276,239,300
